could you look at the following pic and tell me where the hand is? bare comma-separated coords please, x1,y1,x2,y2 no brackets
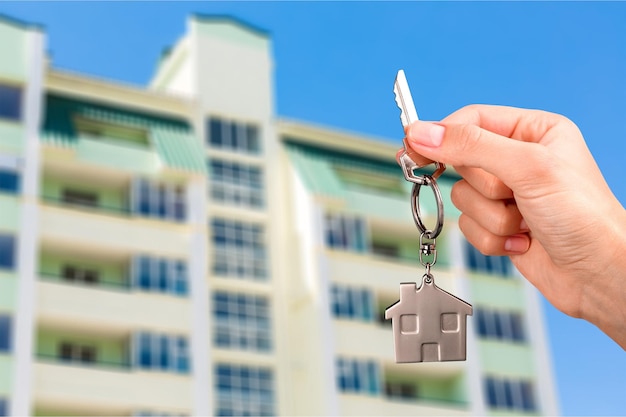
404,105,626,349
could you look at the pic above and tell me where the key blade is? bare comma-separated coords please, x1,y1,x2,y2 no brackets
394,69,419,128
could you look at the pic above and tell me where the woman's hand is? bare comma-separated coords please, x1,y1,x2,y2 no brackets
404,105,626,348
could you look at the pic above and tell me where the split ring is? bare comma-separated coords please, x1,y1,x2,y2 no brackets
411,174,444,239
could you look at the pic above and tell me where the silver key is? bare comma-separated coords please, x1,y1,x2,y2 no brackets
393,69,419,127
393,70,445,182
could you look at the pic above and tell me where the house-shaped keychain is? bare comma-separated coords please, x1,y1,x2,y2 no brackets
385,276,473,362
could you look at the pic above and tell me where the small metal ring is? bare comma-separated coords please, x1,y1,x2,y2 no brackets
411,175,444,239
419,232,437,267
423,273,433,284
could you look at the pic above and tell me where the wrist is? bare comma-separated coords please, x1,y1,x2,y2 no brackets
580,204,626,349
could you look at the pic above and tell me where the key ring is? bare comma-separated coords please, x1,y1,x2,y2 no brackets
411,174,444,240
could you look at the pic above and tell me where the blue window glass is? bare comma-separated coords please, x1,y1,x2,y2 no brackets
521,381,536,411
212,291,272,352
136,332,189,374
336,356,380,395
211,218,267,280
134,256,188,297
485,377,498,407
0,316,11,352
465,240,513,277
367,361,379,394
209,118,222,146
511,313,526,342
0,85,21,121
0,235,15,270
139,333,152,367
214,364,274,416
174,261,188,295
158,259,168,291
174,186,185,221
330,284,374,322
139,257,151,290
246,125,260,153
139,180,151,215
0,397,7,417
0,170,19,194
176,337,190,373
159,335,169,369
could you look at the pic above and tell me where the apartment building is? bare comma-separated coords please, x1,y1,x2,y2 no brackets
0,13,558,416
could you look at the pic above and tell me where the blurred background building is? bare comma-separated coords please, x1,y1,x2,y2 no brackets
0,13,558,416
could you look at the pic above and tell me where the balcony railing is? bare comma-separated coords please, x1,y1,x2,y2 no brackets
41,194,131,217
36,352,131,371
382,393,469,408
39,272,131,292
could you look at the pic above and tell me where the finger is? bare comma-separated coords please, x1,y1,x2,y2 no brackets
452,180,525,237
459,214,531,256
454,166,513,200
405,119,554,192
440,104,572,143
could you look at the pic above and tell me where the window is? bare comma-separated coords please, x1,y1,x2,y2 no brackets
325,213,367,252
0,169,19,194
59,342,97,364
0,398,7,417
330,284,374,322
131,179,186,222
0,84,21,121
209,159,264,208
213,291,271,352
336,357,380,395
0,235,15,270
62,265,99,285
484,376,536,412
211,218,267,280
0,316,11,352
207,117,261,154
464,240,512,276
385,381,417,400
132,256,188,296
61,189,99,208
475,307,526,343
133,332,190,374
214,364,274,416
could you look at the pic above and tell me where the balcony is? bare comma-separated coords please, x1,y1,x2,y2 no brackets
326,249,458,295
33,360,192,414
38,203,189,257
333,319,466,377
338,393,471,416
37,279,191,334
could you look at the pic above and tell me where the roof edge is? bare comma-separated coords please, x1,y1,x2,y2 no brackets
0,13,44,32
191,13,270,38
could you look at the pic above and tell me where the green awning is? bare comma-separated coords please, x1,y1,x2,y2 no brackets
284,140,460,221
41,94,206,174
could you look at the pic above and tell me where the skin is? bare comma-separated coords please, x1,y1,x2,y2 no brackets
402,105,626,349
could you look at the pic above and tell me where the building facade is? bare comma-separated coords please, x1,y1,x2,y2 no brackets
0,14,558,416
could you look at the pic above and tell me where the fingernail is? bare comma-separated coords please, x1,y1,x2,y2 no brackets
408,121,445,147
520,218,528,231
504,234,529,253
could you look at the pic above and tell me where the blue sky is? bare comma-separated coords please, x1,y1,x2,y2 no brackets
2,1,625,415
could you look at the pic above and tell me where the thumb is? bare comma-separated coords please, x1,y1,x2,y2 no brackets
405,120,550,190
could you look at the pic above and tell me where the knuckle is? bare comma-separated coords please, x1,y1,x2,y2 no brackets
483,176,509,200
458,214,501,256
454,123,484,154
450,180,466,209
491,211,510,236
